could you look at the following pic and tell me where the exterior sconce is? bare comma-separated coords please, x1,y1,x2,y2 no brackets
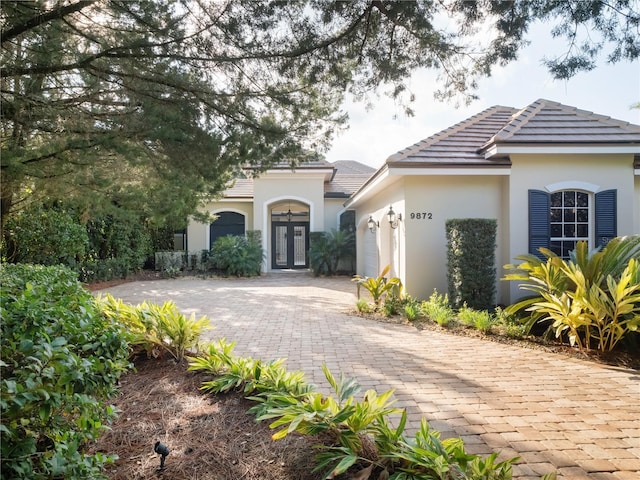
367,215,379,233
286,209,293,222
387,205,402,229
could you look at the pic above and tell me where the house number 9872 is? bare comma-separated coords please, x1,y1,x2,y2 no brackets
410,212,432,220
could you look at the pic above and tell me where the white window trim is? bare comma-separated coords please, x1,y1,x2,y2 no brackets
544,181,600,194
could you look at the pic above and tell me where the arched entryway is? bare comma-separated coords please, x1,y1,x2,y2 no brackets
210,211,245,249
270,201,309,269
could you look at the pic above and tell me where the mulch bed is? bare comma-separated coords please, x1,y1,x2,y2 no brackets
90,355,327,480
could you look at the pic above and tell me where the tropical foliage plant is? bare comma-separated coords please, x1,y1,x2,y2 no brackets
353,265,403,308
1,264,131,479
97,294,212,361
309,229,355,276
208,234,264,277
188,340,524,479
504,236,640,352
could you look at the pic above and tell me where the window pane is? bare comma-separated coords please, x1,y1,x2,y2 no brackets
551,224,562,236
551,193,563,207
564,209,575,222
562,241,575,258
550,241,562,256
576,208,588,222
577,224,588,237
564,191,576,207
550,209,562,222
577,192,588,207
564,225,575,237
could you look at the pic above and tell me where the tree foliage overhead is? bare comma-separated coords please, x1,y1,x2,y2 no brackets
2,0,638,233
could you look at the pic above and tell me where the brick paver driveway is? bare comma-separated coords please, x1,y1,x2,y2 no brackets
100,273,639,480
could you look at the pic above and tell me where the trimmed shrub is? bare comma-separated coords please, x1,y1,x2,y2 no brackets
446,218,497,311
0,264,131,479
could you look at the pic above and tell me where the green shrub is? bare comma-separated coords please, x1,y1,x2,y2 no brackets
209,234,264,277
446,218,497,311
82,211,152,282
403,296,422,321
420,290,455,326
3,205,88,268
0,264,131,479
356,299,373,313
309,229,354,276
458,305,495,334
504,236,640,352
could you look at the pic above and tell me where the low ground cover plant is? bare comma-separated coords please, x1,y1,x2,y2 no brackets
0,264,131,479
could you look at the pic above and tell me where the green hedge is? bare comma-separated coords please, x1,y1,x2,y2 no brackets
208,232,264,276
446,218,497,310
0,264,131,479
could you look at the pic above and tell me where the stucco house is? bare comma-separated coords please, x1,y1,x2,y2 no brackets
186,160,374,269
346,98,640,304
187,98,640,304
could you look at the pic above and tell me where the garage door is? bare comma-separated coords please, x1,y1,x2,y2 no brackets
363,229,378,278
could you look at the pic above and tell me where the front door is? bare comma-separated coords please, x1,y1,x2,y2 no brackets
272,222,309,269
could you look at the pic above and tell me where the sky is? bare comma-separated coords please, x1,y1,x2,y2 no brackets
325,22,640,169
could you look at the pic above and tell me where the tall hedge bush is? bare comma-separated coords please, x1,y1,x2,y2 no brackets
0,264,131,479
446,218,497,310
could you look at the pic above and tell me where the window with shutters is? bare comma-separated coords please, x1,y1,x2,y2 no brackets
549,191,590,259
528,188,616,260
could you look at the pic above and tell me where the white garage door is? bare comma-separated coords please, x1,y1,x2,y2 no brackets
363,230,378,278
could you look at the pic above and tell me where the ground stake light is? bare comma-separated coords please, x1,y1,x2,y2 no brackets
154,441,170,470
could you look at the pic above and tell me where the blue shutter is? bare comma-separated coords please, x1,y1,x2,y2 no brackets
595,190,616,248
529,190,550,259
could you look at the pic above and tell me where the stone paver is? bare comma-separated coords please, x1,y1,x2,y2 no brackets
100,274,640,480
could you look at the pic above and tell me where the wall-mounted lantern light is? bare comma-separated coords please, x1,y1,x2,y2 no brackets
367,215,379,233
387,205,402,229
286,209,293,222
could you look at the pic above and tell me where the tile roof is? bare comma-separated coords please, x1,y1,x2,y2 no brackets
221,177,254,198
325,160,376,197
485,99,640,146
386,99,640,167
386,106,518,167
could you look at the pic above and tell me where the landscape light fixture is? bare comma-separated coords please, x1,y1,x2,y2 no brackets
367,215,379,233
387,205,402,229
154,441,170,471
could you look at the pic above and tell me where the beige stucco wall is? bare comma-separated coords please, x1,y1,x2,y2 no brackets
323,198,348,232
187,201,253,252
252,172,327,270
635,174,640,233
507,153,637,301
354,177,406,282
402,175,506,303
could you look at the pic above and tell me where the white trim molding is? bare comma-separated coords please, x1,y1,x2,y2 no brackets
484,144,640,158
545,181,600,193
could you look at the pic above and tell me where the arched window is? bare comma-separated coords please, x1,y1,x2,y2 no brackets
210,212,245,248
529,189,617,260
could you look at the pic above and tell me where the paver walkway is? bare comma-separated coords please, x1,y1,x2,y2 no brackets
100,273,640,480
